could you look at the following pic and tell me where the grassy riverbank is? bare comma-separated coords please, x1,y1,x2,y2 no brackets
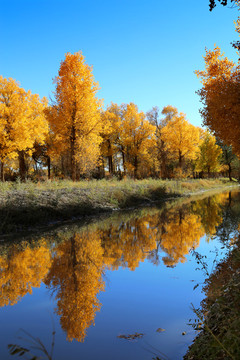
0,178,238,235
184,236,240,360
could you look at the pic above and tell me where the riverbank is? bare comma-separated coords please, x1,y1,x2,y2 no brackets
184,235,240,360
0,178,238,235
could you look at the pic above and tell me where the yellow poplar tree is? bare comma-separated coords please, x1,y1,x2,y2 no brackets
195,131,222,176
161,109,200,172
118,103,156,178
100,103,121,175
49,52,103,180
195,46,240,156
0,76,48,180
146,105,178,178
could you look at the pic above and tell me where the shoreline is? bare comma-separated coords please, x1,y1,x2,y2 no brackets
0,178,239,238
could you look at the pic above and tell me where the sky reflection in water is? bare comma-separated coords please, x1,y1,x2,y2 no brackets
0,190,240,360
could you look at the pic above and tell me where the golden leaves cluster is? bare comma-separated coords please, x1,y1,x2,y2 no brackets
195,47,240,156
0,76,48,161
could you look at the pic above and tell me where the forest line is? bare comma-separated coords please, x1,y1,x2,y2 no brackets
0,48,240,183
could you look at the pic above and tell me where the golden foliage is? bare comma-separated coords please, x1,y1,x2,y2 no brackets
47,52,103,179
161,211,204,266
195,130,222,174
195,47,240,156
44,232,105,342
0,241,51,306
0,76,48,161
161,109,200,168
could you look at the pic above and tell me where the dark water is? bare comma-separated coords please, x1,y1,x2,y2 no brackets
0,190,240,360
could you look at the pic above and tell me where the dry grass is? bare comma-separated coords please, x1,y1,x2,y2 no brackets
0,178,238,235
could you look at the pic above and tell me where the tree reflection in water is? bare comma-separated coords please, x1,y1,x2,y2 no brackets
0,190,239,344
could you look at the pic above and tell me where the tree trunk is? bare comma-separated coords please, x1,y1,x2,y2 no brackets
134,155,138,179
121,149,126,175
108,140,113,175
18,151,26,182
179,150,183,169
70,124,76,181
0,161,4,182
47,156,51,180
207,167,210,178
108,155,113,175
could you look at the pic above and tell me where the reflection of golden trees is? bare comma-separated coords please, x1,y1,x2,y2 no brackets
0,191,234,343
101,217,158,270
44,231,105,342
160,211,204,266
0,240,51,306
192,192,229,239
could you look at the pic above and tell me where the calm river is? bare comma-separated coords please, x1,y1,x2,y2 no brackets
0,189,240,360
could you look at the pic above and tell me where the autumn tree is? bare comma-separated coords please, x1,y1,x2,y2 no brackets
161,108,200,174
48,52,102,181
195,131,222,177
146,105,177,178
100,103,122,176
0,76,48,181
195,47,240,157
216,140,238,181
116,103,156,178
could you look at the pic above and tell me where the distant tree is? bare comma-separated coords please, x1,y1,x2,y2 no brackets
216,140,238,180
195,131,222,177
146,105,175,178
161,108,200,171
100,103,121,175
118,103,156,179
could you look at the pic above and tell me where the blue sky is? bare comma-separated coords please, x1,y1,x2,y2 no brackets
1,0,239,127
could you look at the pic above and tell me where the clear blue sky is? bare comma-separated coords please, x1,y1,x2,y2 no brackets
1,0,239,127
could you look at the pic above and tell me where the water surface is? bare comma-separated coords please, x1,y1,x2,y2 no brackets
1,190,240,360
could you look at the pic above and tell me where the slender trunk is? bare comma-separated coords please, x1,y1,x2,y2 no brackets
160,140,166,179
0,161,4,182
207,167,210,178
47,156,51,180
134,155,138,179
228,163,232,181
179,150,182,169
70,124,76,181
18,151,26,182
70,103,77,181
108,140,113,175
76,162,80,181
100,156,105,178
108,155,113,175
122,149,126,175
